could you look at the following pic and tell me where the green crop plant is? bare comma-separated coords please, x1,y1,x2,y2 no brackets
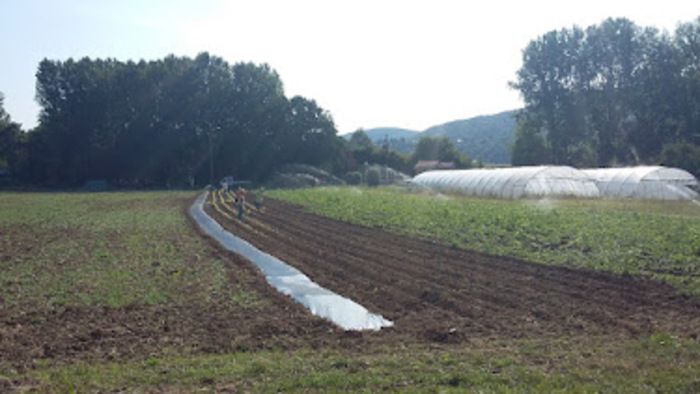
269,187,700,296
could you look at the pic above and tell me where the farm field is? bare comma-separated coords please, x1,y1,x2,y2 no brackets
1,190,700,391
270,186,700,296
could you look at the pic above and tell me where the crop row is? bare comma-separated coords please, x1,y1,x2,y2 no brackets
269,187,700,296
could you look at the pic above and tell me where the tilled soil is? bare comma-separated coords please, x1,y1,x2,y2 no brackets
206,197,700,343
0,200,347,372
4,193,700,375
0,249,352,372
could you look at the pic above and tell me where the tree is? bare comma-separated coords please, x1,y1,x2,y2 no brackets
511,114,550,165
348,129,373,150
412,136,469,167
512,17,700,167
0,92,8,123
0,92,26,177
365,168,380,186
511,26,588,165
26,54,340,187
659,142,700,177
345,171,362,185
675,17,700,145
338,128,411,175
285,96,338,168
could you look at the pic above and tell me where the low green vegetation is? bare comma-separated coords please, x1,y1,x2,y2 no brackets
3,191,700,391
18,335,700,392
0,192,260,311
270,187,700,295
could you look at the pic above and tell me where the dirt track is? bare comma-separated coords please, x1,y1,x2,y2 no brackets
207,196,700,342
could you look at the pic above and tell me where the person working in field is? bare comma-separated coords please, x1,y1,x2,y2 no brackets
235,187,247,220
231,191,238,213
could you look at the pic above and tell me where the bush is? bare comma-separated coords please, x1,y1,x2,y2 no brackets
659,142,700,178
345,171,362,185
81,179,112,192
366,168,380,187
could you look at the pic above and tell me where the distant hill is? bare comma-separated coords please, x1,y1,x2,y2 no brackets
422,110,517,164
363,127,420,141
352,110,517,165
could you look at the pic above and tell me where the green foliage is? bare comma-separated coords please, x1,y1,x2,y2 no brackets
344,171,362,185
20,54,338,187
361,127,418,141
0,192,259,309
25,336,700,392
365,111,517,165
512,17,700,167
338,131,412,176
348,129,373,150
511,115,550,165
422,110,516,164
0,92,7,123
365,168,380,187
4,191,700,392
271,187,700,295
0,92,26,177
660,142,700,178
412,135,471,169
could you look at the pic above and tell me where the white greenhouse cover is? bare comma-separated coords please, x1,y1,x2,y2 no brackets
411,166,600,199
582,166,699,200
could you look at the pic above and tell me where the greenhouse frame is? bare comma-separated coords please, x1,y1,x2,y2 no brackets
581,166,699,200
411,166,600,199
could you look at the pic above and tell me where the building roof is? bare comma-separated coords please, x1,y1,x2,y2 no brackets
414,160,456,173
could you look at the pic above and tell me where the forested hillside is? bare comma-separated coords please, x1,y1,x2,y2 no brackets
362,110,516,165
423,110,516,164
362,127,419,141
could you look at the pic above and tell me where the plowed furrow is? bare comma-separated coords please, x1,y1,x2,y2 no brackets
265,200,695,314
204,195,700,339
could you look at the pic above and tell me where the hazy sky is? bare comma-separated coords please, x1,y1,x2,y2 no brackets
0,0,698,133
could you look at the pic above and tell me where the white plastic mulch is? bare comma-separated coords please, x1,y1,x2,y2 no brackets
189,192,393,331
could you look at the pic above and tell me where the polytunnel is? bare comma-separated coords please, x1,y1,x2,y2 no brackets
581,166,699,200
411,166,600,199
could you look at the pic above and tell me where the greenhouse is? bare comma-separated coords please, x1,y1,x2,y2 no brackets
581,166,699,200
411,166,600,199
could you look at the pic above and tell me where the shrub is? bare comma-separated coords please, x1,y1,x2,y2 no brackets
366,168,380,187
345,171,362,185
659,142,700,178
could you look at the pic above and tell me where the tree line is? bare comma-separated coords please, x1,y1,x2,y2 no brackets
1,53,341,187
13,14,694,189
511,17,700,175
346,129,472,175
0,52,474,188
0,93,23,178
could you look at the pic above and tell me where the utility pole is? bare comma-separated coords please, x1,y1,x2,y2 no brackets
203,54,214,186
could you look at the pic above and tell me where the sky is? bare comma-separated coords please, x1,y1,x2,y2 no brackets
0,1,698,134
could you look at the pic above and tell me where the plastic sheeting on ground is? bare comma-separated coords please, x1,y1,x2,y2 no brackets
411,166,600,199
581,166,699,200
189,192,393,331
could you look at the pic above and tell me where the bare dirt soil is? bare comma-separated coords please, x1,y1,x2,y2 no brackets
0,300,331,369
4,193,700,375
0,198,346,372
206,196,700,344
